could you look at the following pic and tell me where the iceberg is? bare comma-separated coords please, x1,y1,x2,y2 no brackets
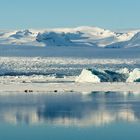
75,69,100,83
76,68,129,83
127,68,140,82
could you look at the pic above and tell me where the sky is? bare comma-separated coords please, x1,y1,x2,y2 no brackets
0,0,140,30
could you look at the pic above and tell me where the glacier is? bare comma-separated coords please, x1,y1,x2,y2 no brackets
0,26,140,48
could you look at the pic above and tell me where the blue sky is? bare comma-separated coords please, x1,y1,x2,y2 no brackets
0,0,140,29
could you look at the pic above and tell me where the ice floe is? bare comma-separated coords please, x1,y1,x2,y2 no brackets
127,68,140,82
76,68,140,83
75,69,100,83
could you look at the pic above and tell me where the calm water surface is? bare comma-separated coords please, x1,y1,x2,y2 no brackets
0,92,140,140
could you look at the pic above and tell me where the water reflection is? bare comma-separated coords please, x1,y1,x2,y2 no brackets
0,92,140,127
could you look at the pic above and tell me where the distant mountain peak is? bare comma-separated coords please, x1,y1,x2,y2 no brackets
0,26,140,48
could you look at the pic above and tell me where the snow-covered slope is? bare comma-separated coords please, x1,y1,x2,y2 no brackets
0,29,44,46
106,31,140,48
0,26,140,48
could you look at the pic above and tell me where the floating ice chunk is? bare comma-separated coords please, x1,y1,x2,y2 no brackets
104,70,127,82
117,68,130,74
75,69,100,83
76,68,129,83
127,68,140,82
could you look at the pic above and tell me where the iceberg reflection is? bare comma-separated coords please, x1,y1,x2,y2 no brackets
0,92,140,127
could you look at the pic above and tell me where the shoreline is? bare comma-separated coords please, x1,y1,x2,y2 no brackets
0,82,140,95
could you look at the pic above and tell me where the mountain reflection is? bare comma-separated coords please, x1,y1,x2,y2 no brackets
0,92,140,127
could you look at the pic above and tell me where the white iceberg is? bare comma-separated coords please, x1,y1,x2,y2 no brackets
127,68,140,82
117,68,130,75
75,69,100,83
76,68,129,83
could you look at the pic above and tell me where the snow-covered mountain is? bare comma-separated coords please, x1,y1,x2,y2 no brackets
0,26,140,48
106,31,140,48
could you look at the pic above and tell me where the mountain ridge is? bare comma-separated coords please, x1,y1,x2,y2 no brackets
0,26,140,48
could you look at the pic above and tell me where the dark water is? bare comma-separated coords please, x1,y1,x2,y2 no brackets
0,92,140,140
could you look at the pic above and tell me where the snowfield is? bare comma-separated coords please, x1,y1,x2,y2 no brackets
0,26,140,48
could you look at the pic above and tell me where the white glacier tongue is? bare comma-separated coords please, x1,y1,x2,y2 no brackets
76,68,140,83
